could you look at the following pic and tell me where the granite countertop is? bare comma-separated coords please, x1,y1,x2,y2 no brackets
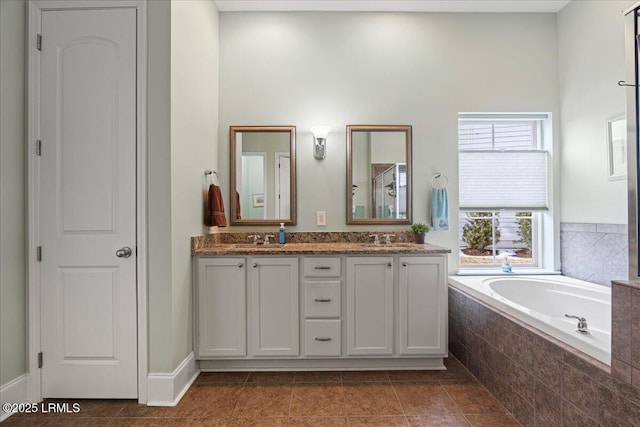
192,241,451,256
192,231,451,256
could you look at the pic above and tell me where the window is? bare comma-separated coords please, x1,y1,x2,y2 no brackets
458,115,549,269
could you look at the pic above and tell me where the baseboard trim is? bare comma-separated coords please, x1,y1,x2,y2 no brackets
146,352,199,406
1,374,28,422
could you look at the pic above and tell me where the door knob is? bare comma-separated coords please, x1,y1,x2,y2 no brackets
116,247,132,258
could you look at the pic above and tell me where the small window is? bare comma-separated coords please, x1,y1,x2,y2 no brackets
458,115,548,269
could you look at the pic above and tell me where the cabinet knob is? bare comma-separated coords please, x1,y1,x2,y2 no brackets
314,337,332,342
237,263,244,268
253,263,258,268
387,262,392,268
402,262,407,267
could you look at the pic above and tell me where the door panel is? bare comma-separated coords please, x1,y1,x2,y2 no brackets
197,258,247,357
250,258,299,356
346,257,394,355
399,257,446,355
39,8,137,398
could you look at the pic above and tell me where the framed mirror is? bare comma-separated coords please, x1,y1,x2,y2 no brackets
230,126,296,225
347,125,412,225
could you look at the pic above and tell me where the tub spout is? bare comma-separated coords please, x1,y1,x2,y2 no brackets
565,314,590,335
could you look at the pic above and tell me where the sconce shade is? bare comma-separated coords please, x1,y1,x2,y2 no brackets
311,126,331,139
311,126,330,160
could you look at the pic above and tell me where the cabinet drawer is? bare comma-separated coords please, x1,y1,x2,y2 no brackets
304,257,341,277
304,320,341,356
305,281,341,318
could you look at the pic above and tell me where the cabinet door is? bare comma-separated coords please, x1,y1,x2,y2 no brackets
196,258,246,358
346,257,394,355
398,256,447,355
250,257,299,356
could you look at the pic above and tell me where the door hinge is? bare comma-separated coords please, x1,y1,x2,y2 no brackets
36,140,41,156
38,352,43,368
37,246,42,261
37,34,42,51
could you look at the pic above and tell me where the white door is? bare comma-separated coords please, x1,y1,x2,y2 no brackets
39,8,137,398
275,154,290,219
250,257,299,356
398,256,447,356
196,258,246,358
346,257,394,356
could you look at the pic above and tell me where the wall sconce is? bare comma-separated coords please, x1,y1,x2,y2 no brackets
311,126,331,160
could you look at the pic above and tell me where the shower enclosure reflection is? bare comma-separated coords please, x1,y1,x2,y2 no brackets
347,125,412,225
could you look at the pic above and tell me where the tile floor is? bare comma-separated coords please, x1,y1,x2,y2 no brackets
2,357,520,426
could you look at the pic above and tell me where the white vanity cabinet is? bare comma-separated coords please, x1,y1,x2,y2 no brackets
194,250,448,368
346,257,394,355
195,258,247,358
398,256,447,356
250,257,299,356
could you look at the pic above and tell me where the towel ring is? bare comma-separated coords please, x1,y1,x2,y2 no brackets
431,173,448,189
204,169,219,185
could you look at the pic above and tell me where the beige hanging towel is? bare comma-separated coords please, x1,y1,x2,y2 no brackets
205,184,227,227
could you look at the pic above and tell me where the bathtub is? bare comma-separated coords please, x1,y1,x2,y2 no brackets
448,275,611,364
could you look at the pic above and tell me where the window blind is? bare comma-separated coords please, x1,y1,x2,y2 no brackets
459,151,548,210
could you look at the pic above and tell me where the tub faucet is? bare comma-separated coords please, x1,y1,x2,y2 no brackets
565,314,590,335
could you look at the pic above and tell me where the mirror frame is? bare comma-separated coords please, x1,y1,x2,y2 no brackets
230,125,297,226
346,124,412,225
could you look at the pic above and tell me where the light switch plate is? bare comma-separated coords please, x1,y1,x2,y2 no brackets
316,211,327,226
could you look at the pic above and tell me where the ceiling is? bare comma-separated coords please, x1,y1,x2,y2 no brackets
213,0,572,13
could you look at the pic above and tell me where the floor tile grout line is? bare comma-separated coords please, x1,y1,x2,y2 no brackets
388,374,411,426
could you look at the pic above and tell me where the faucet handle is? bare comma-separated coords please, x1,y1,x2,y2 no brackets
248,234,261,244
565,314,589,334
264,235,275,245
369,234,380,245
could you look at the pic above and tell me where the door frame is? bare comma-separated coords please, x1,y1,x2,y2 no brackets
26,0,148,403
274,152,289,219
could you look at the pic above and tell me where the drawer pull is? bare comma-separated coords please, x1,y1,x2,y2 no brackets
402,262,407,267
314,298,332,302
314,337,332,342
314,266,331,270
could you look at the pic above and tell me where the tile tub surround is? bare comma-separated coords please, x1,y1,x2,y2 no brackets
448,286,640,426
191,231,450,256
560,222,628,286
611,280,640,391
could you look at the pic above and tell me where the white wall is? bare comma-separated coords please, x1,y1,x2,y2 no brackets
558,0,634,224
170,0,219,369
0,0,26,387
218,11,560,272
146,0,174,374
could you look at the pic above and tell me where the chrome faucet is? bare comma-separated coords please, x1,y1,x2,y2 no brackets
369,234,380,245
263,235,275,245
248,234,262,245
565,314,590,335
382,234,396,245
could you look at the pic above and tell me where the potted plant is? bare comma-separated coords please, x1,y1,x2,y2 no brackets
411,223,430,244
